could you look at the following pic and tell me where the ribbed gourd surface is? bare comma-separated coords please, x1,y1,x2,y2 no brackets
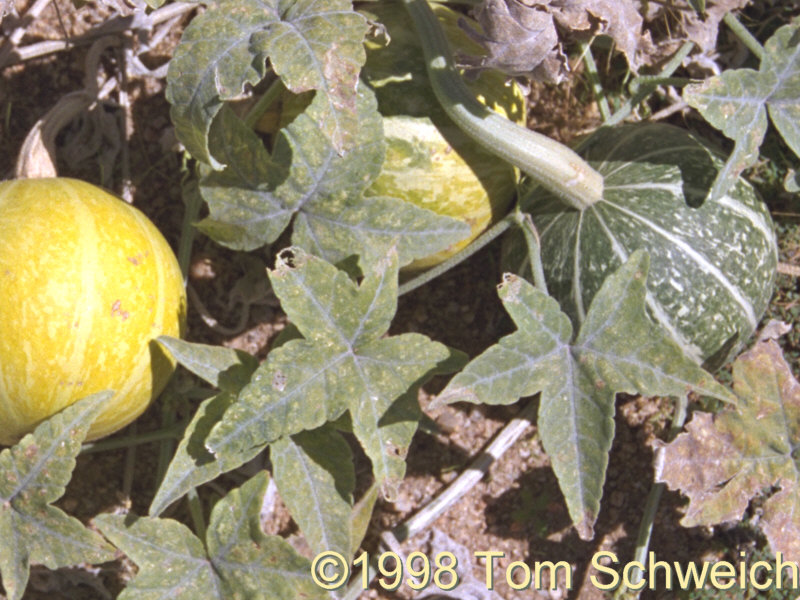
528,124,777,367
0,178,185,445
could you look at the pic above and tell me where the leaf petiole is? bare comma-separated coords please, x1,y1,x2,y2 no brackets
613,394,689,598
398,214,515,296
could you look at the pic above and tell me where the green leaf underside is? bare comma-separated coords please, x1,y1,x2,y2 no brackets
439,250,733,540
166,0,367,166
522,123,777,367
99,472,325,600
683,22,800,201
656,339,800,563
205,249,449,496
197,88,469,264
271,425,354,560
157,336,259,393
0,393,116,600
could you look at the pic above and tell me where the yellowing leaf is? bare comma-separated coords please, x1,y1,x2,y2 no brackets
657,338,800,563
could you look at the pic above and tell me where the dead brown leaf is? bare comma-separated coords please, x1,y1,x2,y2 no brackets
656,338,800,563
458,0,568,81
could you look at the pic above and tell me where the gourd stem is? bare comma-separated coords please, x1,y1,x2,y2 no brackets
723,12,765,61
605,42,694,127
613,394,689,597
398,214,515,296
402,0,604,211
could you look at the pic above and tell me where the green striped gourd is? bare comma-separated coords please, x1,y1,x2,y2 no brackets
514,123,777,368
0,178,186,445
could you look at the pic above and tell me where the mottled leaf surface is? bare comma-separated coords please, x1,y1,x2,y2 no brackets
99,472,325,600
157,336,259,393
149,339,263,515
166,0,367,166
149,391,265,517
205,248,450,496
657,338,800,563
0,393,116,600
271,425,354,560
197,90,469,265
438,251,732,540
684,22,800,201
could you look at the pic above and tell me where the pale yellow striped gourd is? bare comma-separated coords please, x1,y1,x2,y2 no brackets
0,178,186,445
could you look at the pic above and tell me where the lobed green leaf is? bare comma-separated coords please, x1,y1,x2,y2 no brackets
197,88,469,265
100,472,325,600
683,22,800,201
271,425,354,560
167,0,367,166
0,393,116,600
439,251,732,540
205,248,450,495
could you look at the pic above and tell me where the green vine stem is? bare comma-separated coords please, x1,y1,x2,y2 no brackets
398,213,515,296
402,0,604,211
80,421,186,454
187,488,207,540
512,209,549,296
605,42,694,126
579,39,612,122
613,394,689,599
244,75,284,129
723,12,765,61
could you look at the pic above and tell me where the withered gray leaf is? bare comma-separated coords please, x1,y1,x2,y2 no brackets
656,338,800,563
644,0,751,55
459,0,568,81
462,0,649,77
552,0,648,71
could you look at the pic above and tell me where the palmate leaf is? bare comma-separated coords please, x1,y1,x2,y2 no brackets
98,472,325,600
438,251,733,540
0,393,116,600
197,87,469,264
149,342,260,516
166,0,367,166
205,248,451,497
657,337,800,563
683,22,800,202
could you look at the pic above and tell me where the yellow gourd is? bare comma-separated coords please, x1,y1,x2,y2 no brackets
0,178,186,445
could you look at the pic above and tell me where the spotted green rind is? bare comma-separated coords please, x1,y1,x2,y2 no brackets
518,123,777,368
0,178,186,445
359,2,525,268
